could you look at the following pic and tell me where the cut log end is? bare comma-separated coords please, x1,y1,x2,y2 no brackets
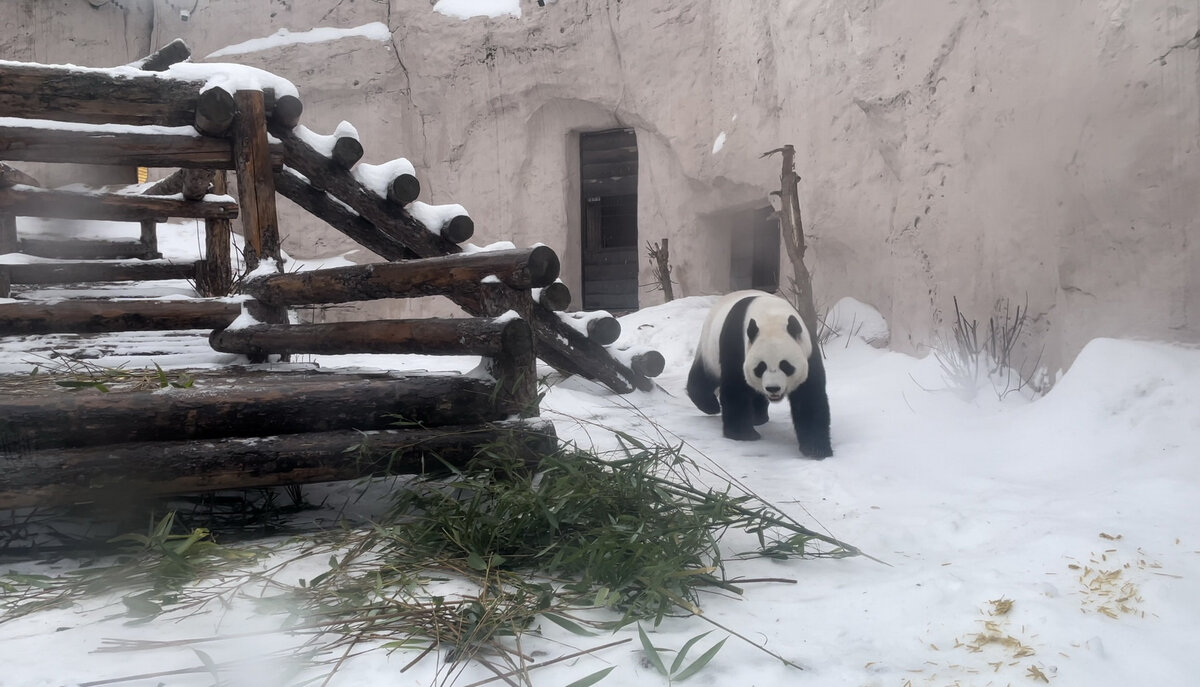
629,350,666,378
586,316,621,345
330,136,364,170
526,245,561,289
536,282,571,311
194,87,236,137
387,173,421,206
271,94,304,128
442,214,474,243
135,39,192,72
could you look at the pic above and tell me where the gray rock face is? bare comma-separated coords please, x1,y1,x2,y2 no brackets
6,0,1197,373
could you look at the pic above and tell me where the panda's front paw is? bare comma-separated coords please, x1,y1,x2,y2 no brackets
724,426,761,441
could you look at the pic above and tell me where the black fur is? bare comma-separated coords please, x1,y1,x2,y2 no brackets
686,295,833,459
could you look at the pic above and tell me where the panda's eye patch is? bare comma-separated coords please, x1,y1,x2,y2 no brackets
753,362,767,378
780,360,796,376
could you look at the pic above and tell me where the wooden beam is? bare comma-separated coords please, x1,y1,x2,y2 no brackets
270,124,460,258
0,62,294,129
0,120,283,169
243,246,560,307
5,260,196,284
0,370,517,450
534,281,571,311
128,38,192,72
18,238,153,260
210,316,532,359
0,213,14,298
0,186,238,221
0,419,557,510
274,167,418,260
0,298,241,335
231,90,282,272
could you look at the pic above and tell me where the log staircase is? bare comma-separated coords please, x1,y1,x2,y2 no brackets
0,41,664,509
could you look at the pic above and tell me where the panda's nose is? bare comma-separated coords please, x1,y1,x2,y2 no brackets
765,385,782,394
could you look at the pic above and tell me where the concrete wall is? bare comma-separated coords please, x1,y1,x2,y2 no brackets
5,0,1197,373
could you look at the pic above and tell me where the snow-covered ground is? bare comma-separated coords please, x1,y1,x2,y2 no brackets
1,217,1198,686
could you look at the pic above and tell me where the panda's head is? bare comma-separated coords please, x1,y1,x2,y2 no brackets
742,300,812,402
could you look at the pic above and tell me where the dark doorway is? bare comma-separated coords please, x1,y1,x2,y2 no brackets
729,206,780,292
580,128,638,311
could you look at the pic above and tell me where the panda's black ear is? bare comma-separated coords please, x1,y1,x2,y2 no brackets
747,318,759,343
787,315,803,341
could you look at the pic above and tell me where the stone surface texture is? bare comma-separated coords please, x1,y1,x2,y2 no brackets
4,0,1197,373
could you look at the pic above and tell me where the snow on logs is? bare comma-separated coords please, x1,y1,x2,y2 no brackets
269,124,461,256
295,122,363,170
241,247,560,307
0,118,284,170
0,60,302,131
0,184,237,222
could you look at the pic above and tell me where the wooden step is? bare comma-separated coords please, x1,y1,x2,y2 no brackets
19,238,156,260
4,260,197,285
0,297,241,335
0,419,557,510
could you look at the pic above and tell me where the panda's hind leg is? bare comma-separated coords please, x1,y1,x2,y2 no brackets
686,358,721,415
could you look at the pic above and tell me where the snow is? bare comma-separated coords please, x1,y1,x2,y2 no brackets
205,23,393,59
0,115,200,137
434,0,522,20
351,158,417,198
293,121,360,159
408,200,469,234
2,229,1198,685
712,130,727,154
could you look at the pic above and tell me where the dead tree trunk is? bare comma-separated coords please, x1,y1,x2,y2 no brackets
762,144,821,345
647,238,674,301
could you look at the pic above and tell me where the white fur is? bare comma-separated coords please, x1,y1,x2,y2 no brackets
696,290,812,401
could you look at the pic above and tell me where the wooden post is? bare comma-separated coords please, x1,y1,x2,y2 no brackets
197,170,233,297
0,213,15,298
231,90,283,274
139,220,160,259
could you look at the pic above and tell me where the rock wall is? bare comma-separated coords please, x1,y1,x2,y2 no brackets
5,0,1198,373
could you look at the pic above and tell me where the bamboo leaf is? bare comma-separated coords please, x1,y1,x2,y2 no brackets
671,637,726,682
563,665,616,687
669,630,713,675
637,624,668,677
542,612,597,637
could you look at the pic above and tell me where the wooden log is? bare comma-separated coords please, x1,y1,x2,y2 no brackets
274,167,418,260
630,350,666,378
5,260,197,284
482,291,538,416
530,306,648,393
196,170,234,297
0,298,241,335
0,62,292,128
0,371,516,450
271,94,304,129
18,238,153,260
129,38,192,72
534,281,571,311
387,173,421,206
193,87,237,137
243,246,560,307
210,316,532,360
0,419,557,510
269,123,460,258
0,121,283,169
0,162,40,188
442,214,475,243
0,213,14,298
0,186,237,222
180,168,215,200
232,90,283,273
331,136,364,170
585,316,622,345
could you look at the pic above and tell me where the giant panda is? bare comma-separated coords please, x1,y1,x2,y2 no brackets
686,290,833,459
